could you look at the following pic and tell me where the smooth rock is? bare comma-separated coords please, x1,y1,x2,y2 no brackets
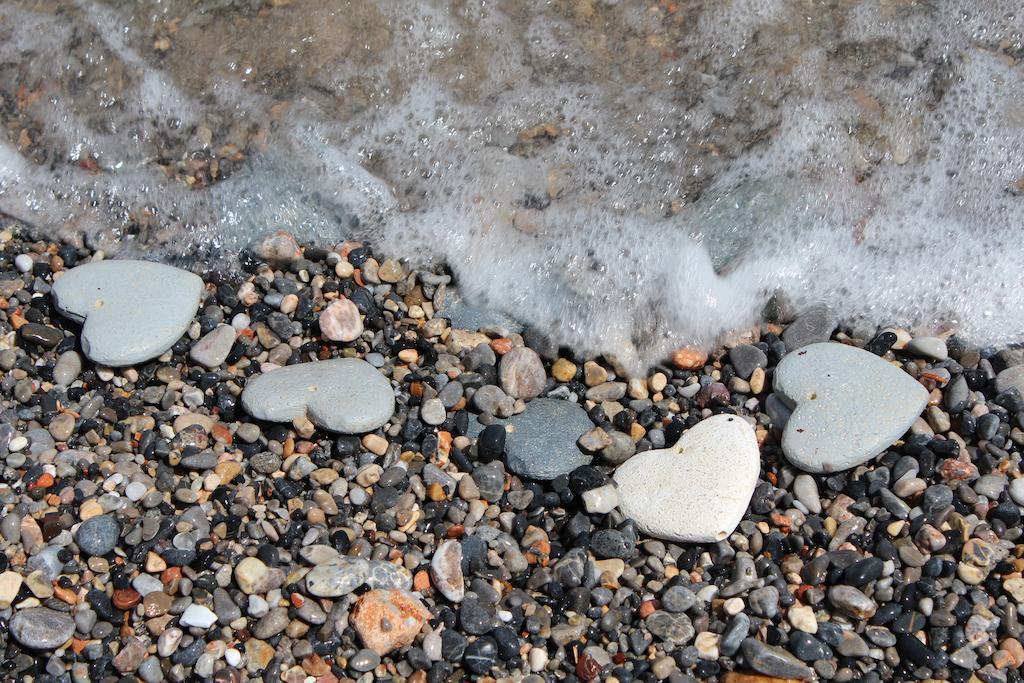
234,557,270,595
730,345,768,380
76,515,120,556
9,607,75,649
189,324,236,368
53,351,82,385
241,358,395,433
582,483,621,514
435,290,522,334
773,342,929,473
498,347,546,400
614,414,759,542
741,638,813,680
906,336,948,361
305,557,369,597
51,260,204,366
420,398,447,426
827,585,877,619
781,304,836,351
793,475,821,514
430,539,465,603
487,398,593,480
319,298,363,342
996,365,1024,396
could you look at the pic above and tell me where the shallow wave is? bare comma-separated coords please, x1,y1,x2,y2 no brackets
0,0,1022,371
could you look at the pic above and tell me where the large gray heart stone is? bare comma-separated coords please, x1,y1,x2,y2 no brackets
51,260,203,366
773,342,928,473
241,358,395,433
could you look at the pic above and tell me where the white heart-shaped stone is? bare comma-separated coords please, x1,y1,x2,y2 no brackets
241,358,395,433
614,414,759,543
773,342,929,473
51,260,204,366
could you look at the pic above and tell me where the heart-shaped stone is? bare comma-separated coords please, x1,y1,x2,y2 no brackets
613,414,759,543
773,342,928,473
241,358,394,433
51,260,204,366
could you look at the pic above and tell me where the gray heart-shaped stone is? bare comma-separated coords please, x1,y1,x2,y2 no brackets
241,358,394,433
51,260,203,366
773,342,928,473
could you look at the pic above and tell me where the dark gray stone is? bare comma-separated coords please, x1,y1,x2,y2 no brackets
729,345,768,379
741,638,814,679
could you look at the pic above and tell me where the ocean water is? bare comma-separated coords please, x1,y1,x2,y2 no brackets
0,0,1022,372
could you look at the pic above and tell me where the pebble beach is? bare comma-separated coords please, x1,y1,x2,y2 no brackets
1,227,1024,683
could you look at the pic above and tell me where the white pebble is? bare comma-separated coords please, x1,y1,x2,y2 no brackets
582,484,621,514
179,604,217,628
14,254,33,273
529,646,548,672
231,313,251,331
247,594,269,618
8,436,27,452
125,481,148,501
225,648,242,667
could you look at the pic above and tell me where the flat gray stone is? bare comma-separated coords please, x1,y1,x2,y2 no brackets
614,414,759,543
741,638,813,679
487,398,592,480
773,342,928,473
729,344,768,379
781,304,836,351
9,607,75,649
436,290,522,334
995,365,1024,395
51,260,204,366
906,336,948,361
241,358,395,433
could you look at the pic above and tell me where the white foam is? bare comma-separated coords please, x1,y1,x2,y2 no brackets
1,0,1023,372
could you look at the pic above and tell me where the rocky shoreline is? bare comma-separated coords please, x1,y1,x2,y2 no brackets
0,227,1022,683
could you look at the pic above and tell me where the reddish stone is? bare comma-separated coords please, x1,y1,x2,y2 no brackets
113,588,141,610
351,589,430,655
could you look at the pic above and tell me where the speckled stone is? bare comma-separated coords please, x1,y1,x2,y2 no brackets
9,607,75,649
773,342,928,473
76,514,120,556
241,358,395,433
614,414,759,543
305,557,369,597
51,260,204,366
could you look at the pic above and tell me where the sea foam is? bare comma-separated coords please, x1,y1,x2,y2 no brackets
0,0,1022,372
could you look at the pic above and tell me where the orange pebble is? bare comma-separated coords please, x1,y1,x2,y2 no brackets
671,347,707,370
413,570,431,592
490,338,513,355
53,585,78,605
28,473,55,491
113,588,141,610
638,600,658,619
437,431,452,456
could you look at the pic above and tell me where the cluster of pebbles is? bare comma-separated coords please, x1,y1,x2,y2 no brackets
0,227,1023,683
